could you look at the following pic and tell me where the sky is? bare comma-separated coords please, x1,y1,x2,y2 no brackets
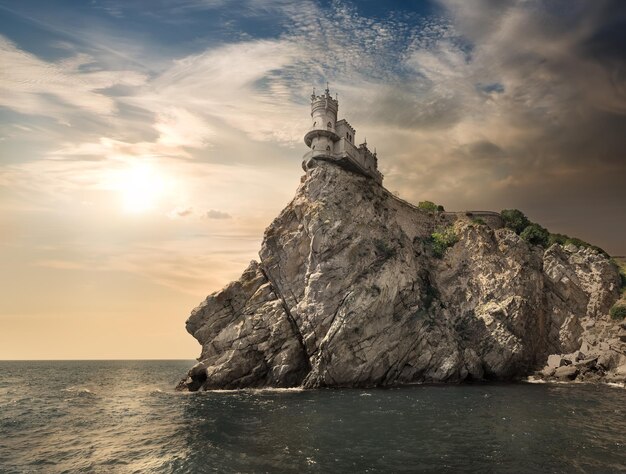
1,0,625,360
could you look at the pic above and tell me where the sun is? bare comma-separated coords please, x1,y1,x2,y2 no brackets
115,162,166,213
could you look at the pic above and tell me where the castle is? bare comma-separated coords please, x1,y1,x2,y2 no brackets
301,86,504,228
303,86,383,184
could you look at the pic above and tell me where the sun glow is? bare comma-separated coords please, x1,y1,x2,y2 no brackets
114,162,166,213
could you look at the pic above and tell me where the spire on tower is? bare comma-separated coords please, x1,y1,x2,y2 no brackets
311,88,316,101
325,82,330,96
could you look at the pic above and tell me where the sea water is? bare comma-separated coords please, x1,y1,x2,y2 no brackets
0,360,624,473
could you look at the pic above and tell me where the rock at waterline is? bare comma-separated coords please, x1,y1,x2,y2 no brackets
554,366,579,381
179,161,622,390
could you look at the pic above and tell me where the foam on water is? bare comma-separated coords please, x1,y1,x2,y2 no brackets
0,360,625,473
204,387,306,395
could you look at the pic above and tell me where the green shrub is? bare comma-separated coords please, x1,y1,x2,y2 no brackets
430,226,457,258
471,217,486,226
418,201,444,213
500,209,530,234
565,237,589,248
610,304,626,320
520,223,550,247
548,233,568,246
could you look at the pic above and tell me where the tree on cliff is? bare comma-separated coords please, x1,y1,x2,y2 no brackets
500,209,531,234
520,223,550,247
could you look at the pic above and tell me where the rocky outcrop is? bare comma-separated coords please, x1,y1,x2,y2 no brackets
181,261,309,389
536,319,626,384
179,161,623,390
533,247,626,384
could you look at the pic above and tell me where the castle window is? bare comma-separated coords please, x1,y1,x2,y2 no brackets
313,121,316,127
346,132,349,139
327,121,332,129
326,145,331,151
312,145,315,150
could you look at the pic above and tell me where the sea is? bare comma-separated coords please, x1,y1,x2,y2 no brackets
0,360,624,473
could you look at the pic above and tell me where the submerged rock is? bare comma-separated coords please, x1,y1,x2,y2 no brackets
179,162,622,390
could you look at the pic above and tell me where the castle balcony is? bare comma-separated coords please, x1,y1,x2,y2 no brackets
335,137,361,163
304,127,340,147
302,138,383,184
302,149,334,161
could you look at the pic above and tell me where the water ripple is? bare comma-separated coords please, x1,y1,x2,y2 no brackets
0,361,625,473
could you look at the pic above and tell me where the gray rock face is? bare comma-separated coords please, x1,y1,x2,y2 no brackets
183,261,309,389
180,162,622,390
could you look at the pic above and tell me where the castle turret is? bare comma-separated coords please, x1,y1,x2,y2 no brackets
302,86,383,185
304,85,339,156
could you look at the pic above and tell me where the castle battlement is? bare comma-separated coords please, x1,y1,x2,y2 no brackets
303,86,383,184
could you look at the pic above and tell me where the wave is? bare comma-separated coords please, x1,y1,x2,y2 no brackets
62,386,95,396
202,387,306,394
525,377,626,389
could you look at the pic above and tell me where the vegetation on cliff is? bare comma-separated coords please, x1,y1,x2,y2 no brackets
430,226,458,258
500,208,607,255
417,200,445,213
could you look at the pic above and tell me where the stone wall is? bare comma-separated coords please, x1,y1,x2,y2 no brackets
385,192,503,231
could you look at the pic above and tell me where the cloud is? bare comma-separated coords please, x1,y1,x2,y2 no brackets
141,39,309,144
32,236,260,296
47,106,213,163
107,241,256,295
429,0,626,169
33,259,86,270
154,107,213,149
206,209,232,219
0,35,146,120
381,0,626,252
118,1,441,148
167,206,194,218
1,0,624,255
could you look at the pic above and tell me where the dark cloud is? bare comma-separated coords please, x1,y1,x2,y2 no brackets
462,141,505,161
477,83,504,94
382,0,626,254
369,86,465,130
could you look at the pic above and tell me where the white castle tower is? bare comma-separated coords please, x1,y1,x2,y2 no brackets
303,85,383,184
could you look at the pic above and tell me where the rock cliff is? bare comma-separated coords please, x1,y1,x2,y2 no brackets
179,161,624,390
